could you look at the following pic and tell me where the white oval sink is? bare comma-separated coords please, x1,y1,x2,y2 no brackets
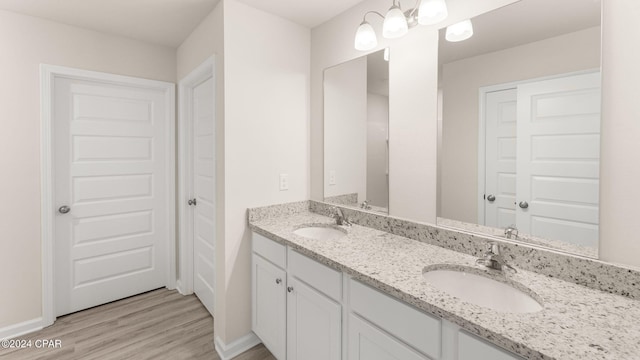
423,268,543,313
293,226,347,240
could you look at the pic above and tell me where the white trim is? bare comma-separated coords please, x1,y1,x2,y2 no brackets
476,68,600,225
214,333,262,360
40,64,176,325
0,318,44,340
178,57,216,296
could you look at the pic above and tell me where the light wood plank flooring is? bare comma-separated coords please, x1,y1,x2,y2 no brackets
0,289,275,360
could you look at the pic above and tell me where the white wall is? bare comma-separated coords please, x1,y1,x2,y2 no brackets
310,0,518,223
440,26,601,223
0,9,176,329
366,93,389,208
221,0,310,343
324,57,367,201
600,0,640,268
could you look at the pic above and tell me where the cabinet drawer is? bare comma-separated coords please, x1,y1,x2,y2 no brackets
459,331,522,360
288,248,342,302
253,232,286,268
349,279,441,359
349,314,431,360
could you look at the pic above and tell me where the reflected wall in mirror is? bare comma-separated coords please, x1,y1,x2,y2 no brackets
324,49,389,214
437,0,602,257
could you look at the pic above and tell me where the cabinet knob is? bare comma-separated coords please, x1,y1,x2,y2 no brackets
287,286,294,293
275,278,282,284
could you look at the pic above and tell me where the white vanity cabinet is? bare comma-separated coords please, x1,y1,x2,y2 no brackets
458,331,522,360
252,233,342,360
252,235,287,359
252,232,523,360
348,279,441,360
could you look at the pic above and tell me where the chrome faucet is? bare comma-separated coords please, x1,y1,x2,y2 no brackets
504,225,519,239
360,200,372,210
333,207,352,227
476,242,516,272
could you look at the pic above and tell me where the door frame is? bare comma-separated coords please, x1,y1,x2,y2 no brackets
476,69,599,224
40,64,176,327
177,57,216,296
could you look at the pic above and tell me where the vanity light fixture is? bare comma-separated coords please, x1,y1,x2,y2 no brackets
445,19,474,42
354,0,449,51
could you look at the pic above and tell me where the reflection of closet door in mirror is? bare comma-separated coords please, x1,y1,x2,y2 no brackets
516,72,601,247
483,89,517,228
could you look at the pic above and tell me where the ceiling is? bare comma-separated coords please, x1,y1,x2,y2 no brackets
439,0,602,65
235,0,365,28
0,0,366,48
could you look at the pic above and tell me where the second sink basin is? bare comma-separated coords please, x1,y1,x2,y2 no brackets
423,267,543,313
293,225,347,240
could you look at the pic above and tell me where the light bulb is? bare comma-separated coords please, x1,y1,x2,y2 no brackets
354,21,378,51
446,19,473,42
382,5,408,39
417,0,448,25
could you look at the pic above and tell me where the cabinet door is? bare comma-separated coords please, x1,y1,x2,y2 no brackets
252,254,287,360
287,277,342,360
458,331,522,360
348,314,431,360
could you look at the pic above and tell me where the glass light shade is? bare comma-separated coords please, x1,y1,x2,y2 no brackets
445,19,473,42
417,0,448,25
382,6,408,39
354,21,378,51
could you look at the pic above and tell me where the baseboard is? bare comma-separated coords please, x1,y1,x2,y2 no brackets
175,280,186,295
0,318,44,340
214,332,262,360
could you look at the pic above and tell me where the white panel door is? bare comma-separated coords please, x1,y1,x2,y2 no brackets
54,77,171,316
191,76,216,315
516,72,601,247
287,277,341,360
348,314,430,360
484,88,517,228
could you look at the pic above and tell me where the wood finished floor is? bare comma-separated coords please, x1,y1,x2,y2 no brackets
0,289,275,360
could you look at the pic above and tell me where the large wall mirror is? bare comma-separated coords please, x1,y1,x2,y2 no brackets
437,0,602,257
324,48,389,214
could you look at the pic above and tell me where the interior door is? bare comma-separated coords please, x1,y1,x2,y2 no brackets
191,76,216,315
516,72,601,247
484,88,517,228
54,76,172,316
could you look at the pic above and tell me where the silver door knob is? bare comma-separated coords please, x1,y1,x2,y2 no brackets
519,201,529,209
287,286,294,293
487,194,496,202
275,278,282,285
188,199,197,206
58,206,71,214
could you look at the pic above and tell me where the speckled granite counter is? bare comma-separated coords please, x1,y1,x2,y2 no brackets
249,210,640,360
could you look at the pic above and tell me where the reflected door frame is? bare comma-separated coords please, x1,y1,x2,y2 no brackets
40,64,176,328
477,69,600,227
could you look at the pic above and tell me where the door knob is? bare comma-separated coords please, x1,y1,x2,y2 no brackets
188,198,197,206
486,194,496,202
58,206,71,214
519,201,529,209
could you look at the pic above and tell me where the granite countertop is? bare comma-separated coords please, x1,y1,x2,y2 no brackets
249,211,640,360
